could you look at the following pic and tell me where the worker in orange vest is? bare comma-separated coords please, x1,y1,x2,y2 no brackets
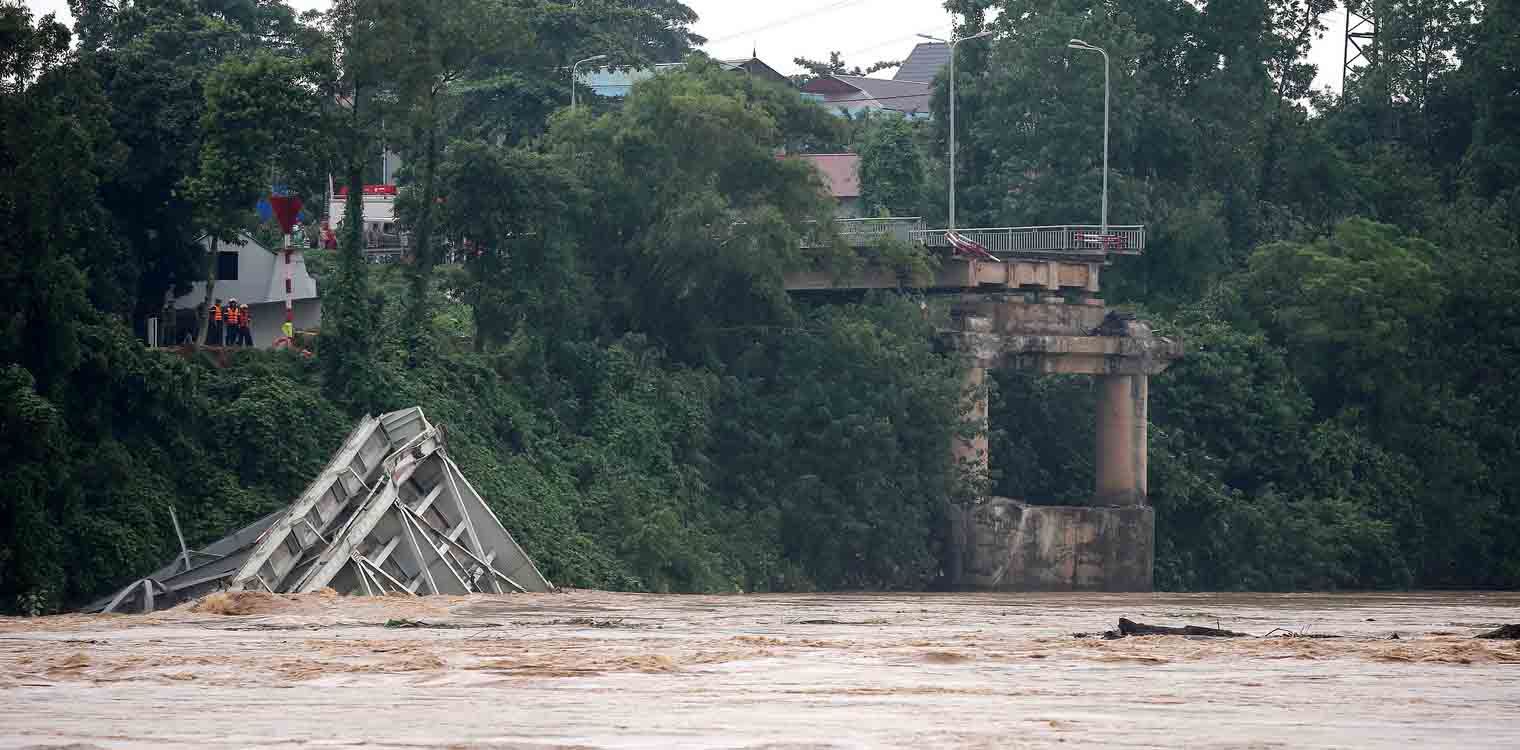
210,298,223,345
239,304,252,347
223,299,236,346
226,298,240,346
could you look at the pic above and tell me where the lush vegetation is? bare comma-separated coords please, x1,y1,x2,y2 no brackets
1,0,1516,613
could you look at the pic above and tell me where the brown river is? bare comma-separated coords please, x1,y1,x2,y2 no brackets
1,590,1517,748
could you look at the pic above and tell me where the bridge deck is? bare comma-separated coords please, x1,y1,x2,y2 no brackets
789,219,1145,293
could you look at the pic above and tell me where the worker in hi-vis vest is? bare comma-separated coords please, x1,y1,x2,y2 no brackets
239,304,252,347
210,299,223,345
225,299,239,346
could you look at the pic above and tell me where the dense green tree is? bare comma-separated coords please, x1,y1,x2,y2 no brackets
432,139,584,350
855,114,929,217
385,0,530,349
545,57,850,363
712,299,969,590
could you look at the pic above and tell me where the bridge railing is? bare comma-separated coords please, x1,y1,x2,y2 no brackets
802,217,927,248
834,216,926,244
912,225,1145,257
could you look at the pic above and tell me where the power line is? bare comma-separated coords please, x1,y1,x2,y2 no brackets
706,0,872,45
841,30,938,60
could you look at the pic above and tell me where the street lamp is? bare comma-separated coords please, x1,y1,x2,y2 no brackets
571,54,608,110
1068,38,1109,239
919,29,993,231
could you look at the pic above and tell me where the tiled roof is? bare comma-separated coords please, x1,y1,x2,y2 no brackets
797,154,861,198
830,75,933,115
895,42,950,83
718,57,792,86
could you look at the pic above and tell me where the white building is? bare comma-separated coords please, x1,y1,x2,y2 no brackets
173,233,322,347
328,183,405,258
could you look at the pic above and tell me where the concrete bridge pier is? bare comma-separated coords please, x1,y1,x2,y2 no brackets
1095,373,1147,506
942,296,1183,592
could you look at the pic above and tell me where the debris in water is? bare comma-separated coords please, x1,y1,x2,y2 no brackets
1475,624,1520,639
1116,617,1251,638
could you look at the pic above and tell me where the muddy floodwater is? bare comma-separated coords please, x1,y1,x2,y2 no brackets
1,591,1517,748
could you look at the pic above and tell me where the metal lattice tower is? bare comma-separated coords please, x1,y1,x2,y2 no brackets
1343,0,1377,90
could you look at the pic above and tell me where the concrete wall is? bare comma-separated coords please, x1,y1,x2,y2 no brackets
947,498,1154,591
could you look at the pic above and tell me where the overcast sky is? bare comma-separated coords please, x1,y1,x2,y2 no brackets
24,0,1349,90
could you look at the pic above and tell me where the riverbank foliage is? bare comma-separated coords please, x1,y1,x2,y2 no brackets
1,0,1517,612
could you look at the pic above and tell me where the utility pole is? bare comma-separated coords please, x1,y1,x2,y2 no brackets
919,30,993,230
1068,39,1110,239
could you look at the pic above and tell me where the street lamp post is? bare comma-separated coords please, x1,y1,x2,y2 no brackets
571,54,609,110
919,30,993,231
1067,39,1109,239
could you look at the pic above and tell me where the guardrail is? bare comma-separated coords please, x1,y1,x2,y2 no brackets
801,217,927,248
912,225,1145,256
834,217,926,243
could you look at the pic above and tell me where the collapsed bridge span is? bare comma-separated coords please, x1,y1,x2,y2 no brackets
88,407,551,614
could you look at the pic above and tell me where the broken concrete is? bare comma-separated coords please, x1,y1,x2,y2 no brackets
88,407,551,613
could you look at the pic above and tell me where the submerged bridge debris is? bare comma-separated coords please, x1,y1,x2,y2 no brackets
89,407,551,614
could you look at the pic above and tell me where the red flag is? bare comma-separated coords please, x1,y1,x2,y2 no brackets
269,195,304,235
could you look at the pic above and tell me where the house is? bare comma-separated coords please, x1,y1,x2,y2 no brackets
172,233,321,347
894,42,950,83
580,56,792,98
800,75,933,119
716,56,791,86
328,184,405,259
797,153,863,217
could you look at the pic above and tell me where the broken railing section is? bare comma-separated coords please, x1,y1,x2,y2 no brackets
88,407,551,614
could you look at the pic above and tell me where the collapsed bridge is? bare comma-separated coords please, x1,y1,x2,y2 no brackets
788,219,1184,592
89,408,551,614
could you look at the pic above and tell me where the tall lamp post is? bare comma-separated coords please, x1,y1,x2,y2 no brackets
1067,39,1109,239
919,30,993,231
571,54,608,110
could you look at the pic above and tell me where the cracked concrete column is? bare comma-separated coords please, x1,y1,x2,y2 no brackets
1095,374,1147,506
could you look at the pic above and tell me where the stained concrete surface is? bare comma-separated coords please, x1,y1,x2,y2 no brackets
948,499,1155,591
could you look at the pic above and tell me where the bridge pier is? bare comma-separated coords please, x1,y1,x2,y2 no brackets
1095,373,1147,506
943,296,1182,591
778,220,1179,589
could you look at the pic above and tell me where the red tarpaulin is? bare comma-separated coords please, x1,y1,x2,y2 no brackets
269,195,304,235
